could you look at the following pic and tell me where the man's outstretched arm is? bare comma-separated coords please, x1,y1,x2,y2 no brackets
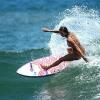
42,27,59,33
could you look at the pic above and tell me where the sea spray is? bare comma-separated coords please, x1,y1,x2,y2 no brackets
49,6,100,57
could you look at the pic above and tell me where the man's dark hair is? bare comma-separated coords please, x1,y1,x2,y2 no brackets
59,26,69,33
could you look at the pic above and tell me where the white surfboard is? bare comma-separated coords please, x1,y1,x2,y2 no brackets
17,56,70,77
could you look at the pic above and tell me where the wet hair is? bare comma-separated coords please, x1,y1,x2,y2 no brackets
59,26,69,33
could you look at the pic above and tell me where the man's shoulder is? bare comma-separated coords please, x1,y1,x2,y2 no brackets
69,32,76,36
69,32,79,39
67,36,73,42
68,32,74,39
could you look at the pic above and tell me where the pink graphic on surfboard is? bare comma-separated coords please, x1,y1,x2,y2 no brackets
17,56,70,77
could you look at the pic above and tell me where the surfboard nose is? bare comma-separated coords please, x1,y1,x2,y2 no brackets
16,63,34,76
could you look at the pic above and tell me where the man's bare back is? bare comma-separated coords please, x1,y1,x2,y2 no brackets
67,32,85,56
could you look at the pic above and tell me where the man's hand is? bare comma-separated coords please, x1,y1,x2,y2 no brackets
42,27,59,33
82,56,89,63
42,28,50,32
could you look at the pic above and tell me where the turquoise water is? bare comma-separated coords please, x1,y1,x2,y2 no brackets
0,0,100,100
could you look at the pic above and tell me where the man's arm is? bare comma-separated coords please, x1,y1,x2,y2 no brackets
42,27,59,33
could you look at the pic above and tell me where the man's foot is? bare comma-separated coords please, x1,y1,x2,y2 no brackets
41,65,49,70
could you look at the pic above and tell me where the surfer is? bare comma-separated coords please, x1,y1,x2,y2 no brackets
41,26,88,70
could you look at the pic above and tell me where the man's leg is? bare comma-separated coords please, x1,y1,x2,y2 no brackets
42,53,80,70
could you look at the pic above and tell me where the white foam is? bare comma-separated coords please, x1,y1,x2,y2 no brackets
93,93,100,99
49,6,100,57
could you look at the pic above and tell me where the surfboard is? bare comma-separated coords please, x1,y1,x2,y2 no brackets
16,56,70,77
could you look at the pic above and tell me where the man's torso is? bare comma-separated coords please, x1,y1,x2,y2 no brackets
67,32,85,55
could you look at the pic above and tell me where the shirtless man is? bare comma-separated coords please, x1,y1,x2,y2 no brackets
41,26,88,70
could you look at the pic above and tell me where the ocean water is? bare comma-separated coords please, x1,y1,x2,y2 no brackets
0,0,100,100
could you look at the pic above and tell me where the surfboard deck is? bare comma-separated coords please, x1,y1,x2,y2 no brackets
16,56,70,77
